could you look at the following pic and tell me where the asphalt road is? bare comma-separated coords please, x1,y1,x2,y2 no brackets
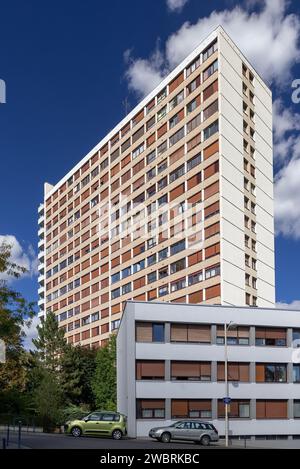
1,431,224,449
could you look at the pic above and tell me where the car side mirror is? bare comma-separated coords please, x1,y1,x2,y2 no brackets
83,417,89,422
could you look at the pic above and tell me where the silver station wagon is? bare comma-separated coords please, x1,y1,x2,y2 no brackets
149,420,219,445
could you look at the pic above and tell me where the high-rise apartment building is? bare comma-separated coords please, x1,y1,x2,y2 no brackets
37,26,275,348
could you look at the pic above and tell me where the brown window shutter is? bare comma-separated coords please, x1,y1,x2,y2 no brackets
256,364,265,382
91,268,99,279
169,72,184,93
102,308,109,318
121,122,130,137
171,324,188,342
136,361,165,379
187,172,201,190
188,325,210,342
91,297,99,308
101,292,109,303
188,251,202,266
204,161,219,179
92,326,99,337
171,296,186,303
133,159,145,175
189,291,203,303
171,362,200,379
111,303,121,314
204,201,219,219
239,363,250,382
170,183,185,201
133,242,145,256
204,140,219,160
148,289,157,300
132,109,144,126
134,276,146,290
188,192,202,205
266,401,287,419
204,180,219,199
101,263,109,274
101,323,109,334
111,256,120,268
136,323,152,342
157,123,167,139
101,277,109,289
121,154,131,168
205,283,221,300
122,250,131,262
133,175,144,191
187,134,201,152
169,145,184,166
147,133,156,147
172,400,188,418
205,242,220,259
122,170,131,184
91,282,99,293
217,363,225,381
82,273,90,284
134,293,146,301
81,301,90,312
111,179,119,192
203,79,218,101
205,222,220,239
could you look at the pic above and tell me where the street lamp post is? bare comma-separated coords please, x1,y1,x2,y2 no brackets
224,321,236,448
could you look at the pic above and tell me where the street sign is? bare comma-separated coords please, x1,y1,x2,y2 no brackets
223,397,231,404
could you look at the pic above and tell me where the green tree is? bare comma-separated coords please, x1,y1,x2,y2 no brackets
60,344,96,406
0,242,36,397
33,311,67,372
32,369,64,431
92,335,117,411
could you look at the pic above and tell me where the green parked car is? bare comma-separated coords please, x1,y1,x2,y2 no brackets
64,411,127,440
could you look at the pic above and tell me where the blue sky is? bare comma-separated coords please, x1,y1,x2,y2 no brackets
0,0,300,308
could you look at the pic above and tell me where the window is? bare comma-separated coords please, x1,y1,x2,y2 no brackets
170,239,185,255
203,59,218,81
122,282,131,295
171,400,211,419
132,143,144,159
135,323,165,342
169,113,179,129
158,248,168,261
136,399,165,419
146,150,156,165
147,271,157,284
203,100,218,121
157,88,167,103
111,272,120,284
171,278,186,292
91,167,99,179
91,312,99,322
133,260,145,273
157,140,167,156
158,285,168,297
203,120,218,140
60,312,67,322
187,153,201,171
157,105,167,121
186,56,200,77
255,328,287,347
81,175,90,187
147,253,157,266
202,40,217,62
146,115,155,131
82,315,90,326
293,329,300,347
187,113,201,133
170,258,186,274
147,167,156,181
169,127,185,147
256,363,287,383
294,400,300,418
158,159,167,173
171,323,211,343
122,266,131,279
158,177,167,191
171,362,211,381
169,90,184,110
216,326,250,345
169,164,185,183
205,264,220,279
188,271,203,286
218,400,250,419
111,287,120,299
158,194,167,206
187,75,200,95
186,98,197,115
136,361,165,380
111,319,120,330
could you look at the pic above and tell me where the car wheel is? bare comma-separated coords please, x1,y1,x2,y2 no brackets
71,426,82,437
160,432,171,443
201,435,211,446
112,429,123,440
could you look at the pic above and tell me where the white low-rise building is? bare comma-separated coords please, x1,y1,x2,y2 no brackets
117,301,300,440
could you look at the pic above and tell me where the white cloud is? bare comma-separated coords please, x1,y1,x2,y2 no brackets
275,157,300,238
167,0,189,13
22,315,40,351
0,234,38,282
125,0,300,97
276,300,300,310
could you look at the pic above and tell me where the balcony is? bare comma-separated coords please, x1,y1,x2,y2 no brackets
38,238,44,249
38,227,44,237
38,203,44,215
